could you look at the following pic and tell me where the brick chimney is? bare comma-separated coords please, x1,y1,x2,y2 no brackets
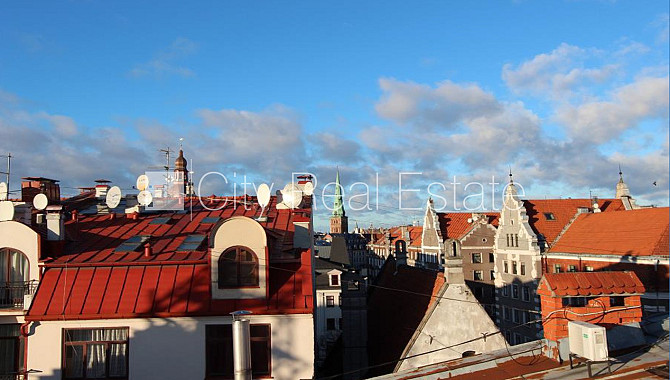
21,177,60,203
443,240,464,284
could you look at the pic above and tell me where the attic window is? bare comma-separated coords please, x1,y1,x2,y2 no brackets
149,217,172,225
176,235,206,252
115,235,150,253
201,217,221,224
544,213,556,221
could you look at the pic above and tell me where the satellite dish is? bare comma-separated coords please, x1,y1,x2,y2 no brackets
0,201,15,222
33,193,49,211
136,175,150,191
0,182,7,201
137,190,153,206
303,182,314,196
106,186,122,209
280,183,303,209
257,184,271,208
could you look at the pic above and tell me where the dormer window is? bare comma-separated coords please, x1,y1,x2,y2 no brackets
218,246,259,288
330,274,340,287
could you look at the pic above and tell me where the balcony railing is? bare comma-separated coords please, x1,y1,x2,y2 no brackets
0,281,38,309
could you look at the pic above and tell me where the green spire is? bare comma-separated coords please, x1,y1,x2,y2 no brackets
332,169,345,217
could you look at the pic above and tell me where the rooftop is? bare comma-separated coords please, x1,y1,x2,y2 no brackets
538,271,645,297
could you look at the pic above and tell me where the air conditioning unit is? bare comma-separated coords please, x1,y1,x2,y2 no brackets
568,321,608,361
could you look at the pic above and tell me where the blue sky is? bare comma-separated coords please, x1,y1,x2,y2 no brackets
1,1,668,231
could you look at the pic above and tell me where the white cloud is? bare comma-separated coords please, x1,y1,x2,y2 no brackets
502,43,618,98
555,76,669,143
130,37,198,78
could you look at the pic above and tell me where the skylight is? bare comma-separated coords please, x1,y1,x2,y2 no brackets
114,235,151,253
149,217,172,225
544,213,556,221
200,217,221,224
176,235,206,252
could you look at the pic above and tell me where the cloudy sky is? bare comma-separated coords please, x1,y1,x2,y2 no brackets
1,1,668,231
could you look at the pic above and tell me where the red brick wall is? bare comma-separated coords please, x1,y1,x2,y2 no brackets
540,294,643,341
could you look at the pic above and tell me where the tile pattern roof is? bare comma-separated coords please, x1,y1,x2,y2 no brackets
549,207,669,256
438,212,499,240
27,195,314,321
367,258,445,377
523,198,625,245
537,271,645,297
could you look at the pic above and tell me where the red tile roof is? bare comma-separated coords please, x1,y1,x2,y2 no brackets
27,195,314,321
549,207,669,256
438,212,499,240
523,198,625,245
537,271,645,297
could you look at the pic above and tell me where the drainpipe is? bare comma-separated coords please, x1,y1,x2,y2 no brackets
231,311,252,380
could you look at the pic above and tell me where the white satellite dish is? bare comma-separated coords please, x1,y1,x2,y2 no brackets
33,193,49,211
106,186,122,209
303,182,314,196
136,175,150,191
0,182,7,201
257,184,271,208
0,201,15,222
280,183,303,209
137,190,153,206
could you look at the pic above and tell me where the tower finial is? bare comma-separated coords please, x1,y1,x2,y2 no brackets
509,166,514,184
618,164,623,180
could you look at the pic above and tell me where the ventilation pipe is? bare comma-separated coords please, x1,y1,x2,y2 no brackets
231,311,253,380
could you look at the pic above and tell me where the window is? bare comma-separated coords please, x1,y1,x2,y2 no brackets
520,263,526,276
206,324,271,378
490,270,495,281
514,234,519,247
506,234,510,247
512,261,518,274
330,274,339,286
585,266,594,272
326,296,335,307
326,318,336,331
472,253,482,264
523,311,531,324
611,296,625,307
503,261,509,273
488,253,495,263
553,264,562,274
503,306,511,321
338,318,343,330
512,284,519,299
513,309,520,323
0,249,30,308
522,286,530,302
114,235,150,253
568,265,577,272
63,328,128,379
501,284,509,297
176,235,206,252
562,297,587,307
0,324,23,378
544,213,556,221
473,270,483,281
218,247,259,288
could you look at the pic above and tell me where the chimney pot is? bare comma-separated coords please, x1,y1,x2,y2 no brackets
144,243,152,257
71,210,78,222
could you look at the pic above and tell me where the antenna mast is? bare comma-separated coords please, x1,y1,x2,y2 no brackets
159,147,173,171
0,153,11,193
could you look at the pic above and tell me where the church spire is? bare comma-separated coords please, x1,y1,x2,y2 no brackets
505,166,517,196
332,169,345,217
616,164,631,199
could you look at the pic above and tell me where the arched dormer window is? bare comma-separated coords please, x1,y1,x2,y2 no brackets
0,248,29,284
218,246,259,288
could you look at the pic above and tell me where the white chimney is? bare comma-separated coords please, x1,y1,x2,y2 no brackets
231,311,252,380
46,205,64,241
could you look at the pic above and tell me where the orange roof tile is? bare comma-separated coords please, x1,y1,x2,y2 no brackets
523,198,625,245
549,207,669,256
538,271,645,297
437,212,499,240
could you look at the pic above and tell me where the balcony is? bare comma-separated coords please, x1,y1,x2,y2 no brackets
0,281,38,309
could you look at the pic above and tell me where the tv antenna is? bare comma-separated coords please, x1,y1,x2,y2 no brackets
33,193,48,211
256,183,271,221
0,153,11,194
159,147,174,171
106,186,122,209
